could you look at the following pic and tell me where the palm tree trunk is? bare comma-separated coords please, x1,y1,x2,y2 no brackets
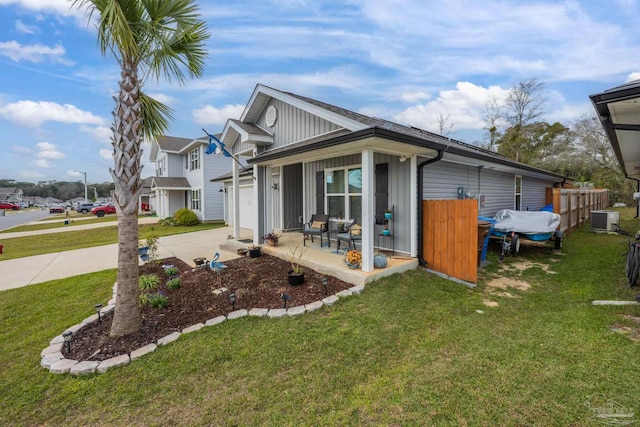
110,60,145,337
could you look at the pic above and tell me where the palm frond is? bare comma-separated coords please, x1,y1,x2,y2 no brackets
139,92,174,140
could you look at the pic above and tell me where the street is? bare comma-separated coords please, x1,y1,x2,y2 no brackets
0,209,52,231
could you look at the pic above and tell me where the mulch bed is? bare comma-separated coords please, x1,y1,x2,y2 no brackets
64,254,351,362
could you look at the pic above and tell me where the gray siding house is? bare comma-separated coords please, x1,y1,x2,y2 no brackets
214,84,567,272
148,135,231,221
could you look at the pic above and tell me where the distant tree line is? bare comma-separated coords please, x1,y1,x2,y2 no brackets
0,179,115,202
475,78,635,205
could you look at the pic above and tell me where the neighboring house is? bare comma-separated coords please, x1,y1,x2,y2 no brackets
211,169,255,229
148,135,230,221
0,187,23,203
139,177,153,212
214,84,569,272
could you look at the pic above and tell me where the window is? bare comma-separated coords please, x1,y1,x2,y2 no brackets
515,175,522,210
191,189,200,211
325,166,362,220
190,147,200,170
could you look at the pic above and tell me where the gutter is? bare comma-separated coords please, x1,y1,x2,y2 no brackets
417,150,444,267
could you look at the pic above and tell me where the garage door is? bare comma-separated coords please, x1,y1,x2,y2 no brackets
228,185,254,230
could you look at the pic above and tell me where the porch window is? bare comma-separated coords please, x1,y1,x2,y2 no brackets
190,147,200,171
515,175,522,210
325,166,362,220
191,189,200,211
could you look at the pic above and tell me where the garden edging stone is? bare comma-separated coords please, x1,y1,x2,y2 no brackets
43,279,366,375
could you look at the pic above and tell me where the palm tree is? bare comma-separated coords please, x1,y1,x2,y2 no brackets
73,0,209,336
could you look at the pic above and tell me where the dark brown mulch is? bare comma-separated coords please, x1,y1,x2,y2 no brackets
64,254,351,362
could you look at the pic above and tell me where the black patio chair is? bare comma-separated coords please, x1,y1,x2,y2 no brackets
337,219,362,252
303,214,330,247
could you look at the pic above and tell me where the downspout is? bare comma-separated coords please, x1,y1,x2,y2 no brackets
633,178,640,219
417,150,444,267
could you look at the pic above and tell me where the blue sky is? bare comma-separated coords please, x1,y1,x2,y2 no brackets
1,0,639,184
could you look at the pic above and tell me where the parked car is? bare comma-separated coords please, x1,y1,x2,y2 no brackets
75,202,95,214
90,204,116,217
0,202,20,210
49,205,65,214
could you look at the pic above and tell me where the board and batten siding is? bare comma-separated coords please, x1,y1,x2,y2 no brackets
303,153,412,255
256,99,340,149
202,151,232,221
167,153,184,177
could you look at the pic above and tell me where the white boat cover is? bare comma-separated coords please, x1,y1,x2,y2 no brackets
493,209,561,234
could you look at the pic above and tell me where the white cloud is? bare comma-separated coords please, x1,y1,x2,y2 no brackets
400,91,431,103
36,141,65,159
0,41,72,65
99,149,112,160
0,0,85,19
192,104,244,125
626,72,640,83
0,100,106,127
15,19,37,33
80,125,112,144
34,158,51,168
11,145,33,155
393,82,509,133
67,170,85,178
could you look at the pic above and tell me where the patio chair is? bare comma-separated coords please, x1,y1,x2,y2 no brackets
336,219,362,252
303,214,330,247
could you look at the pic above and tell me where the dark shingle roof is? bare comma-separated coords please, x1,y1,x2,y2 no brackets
156,135,196,152
151,177,191,189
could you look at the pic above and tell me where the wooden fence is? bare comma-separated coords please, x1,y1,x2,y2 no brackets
546,188,609,234
423,199,479,283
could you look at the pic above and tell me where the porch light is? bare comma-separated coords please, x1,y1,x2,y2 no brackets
62,331,73,353
229,293,237,310
95,303,103,322
281,293,290,309
321,277,328,295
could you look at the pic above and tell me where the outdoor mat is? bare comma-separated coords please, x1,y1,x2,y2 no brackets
238,239,253,243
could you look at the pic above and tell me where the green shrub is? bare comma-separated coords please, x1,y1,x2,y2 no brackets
166,277,181,290
173,208,199,226
139,274,160,292
164,266,178,276
147,292,169,309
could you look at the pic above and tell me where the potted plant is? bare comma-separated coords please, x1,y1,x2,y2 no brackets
248,245,261,258
384,209,393,220
337,222,346,233
288,245,307,286
344,249,362,269
382,225,391,236
263,231,280,247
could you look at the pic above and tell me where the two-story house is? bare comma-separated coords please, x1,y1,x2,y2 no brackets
148,135,232,221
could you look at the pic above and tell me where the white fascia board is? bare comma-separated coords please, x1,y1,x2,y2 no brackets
220,120,240,147
228,121,273,145
177,139,207,154
241,84,369,132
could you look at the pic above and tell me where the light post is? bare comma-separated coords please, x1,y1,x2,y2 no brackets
74,170,87,202
90,186,98,201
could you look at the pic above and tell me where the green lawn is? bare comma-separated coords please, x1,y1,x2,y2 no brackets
0,215,118,233
0,222,223,260
1,211,639,425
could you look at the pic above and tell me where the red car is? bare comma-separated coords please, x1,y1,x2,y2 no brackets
49,205,65,214
91,204,117,217
0,202,20,210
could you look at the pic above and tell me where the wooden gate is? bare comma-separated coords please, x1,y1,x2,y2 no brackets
423,200,478,283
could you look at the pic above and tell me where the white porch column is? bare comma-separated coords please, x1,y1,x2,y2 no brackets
232,158,241,239
252,162,260,245
410,154,418,257
361,149,375,272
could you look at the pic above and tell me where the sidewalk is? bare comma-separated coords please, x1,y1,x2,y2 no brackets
0,226,250,292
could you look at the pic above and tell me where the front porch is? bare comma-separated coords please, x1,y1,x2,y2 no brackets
225,230,418,287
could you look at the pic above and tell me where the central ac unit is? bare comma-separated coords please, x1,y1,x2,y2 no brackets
590,210,619,232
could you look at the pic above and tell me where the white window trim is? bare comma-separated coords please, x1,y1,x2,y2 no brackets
191,188,201,211
190,147,200,171
514,175,522,210
325,164,362,220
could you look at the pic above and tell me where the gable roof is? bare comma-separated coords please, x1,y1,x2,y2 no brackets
149,135,207,161
240,85,567,181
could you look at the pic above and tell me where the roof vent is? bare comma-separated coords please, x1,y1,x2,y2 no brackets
265,105,277,127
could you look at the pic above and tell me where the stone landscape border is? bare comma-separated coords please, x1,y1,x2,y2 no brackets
41,282,365,375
